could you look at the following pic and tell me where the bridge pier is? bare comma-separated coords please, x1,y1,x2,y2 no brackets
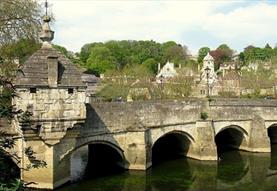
192,121,218,160
122,131,152,170
248,115,271,152
18,138,71,190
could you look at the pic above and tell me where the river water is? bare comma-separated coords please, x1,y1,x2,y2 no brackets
57,145,277,191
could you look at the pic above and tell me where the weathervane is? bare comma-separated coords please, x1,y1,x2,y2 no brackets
45,0,48,16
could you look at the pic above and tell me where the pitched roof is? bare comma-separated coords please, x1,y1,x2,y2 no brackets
222,70,240,81
15,47,85,88
203,53,214,61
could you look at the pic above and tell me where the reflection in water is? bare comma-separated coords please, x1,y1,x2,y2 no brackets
217,151,249,183
58,149,277,191
270,144,277,170
148,159,195,191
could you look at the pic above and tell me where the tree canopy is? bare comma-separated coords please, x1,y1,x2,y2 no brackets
197,47,210,63
80,40,189,76
0,0,42,46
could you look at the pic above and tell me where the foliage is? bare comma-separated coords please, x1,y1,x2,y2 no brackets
240,64,276,95
239,44,277,65
200,112,208,120
162,76,192,99
210,44,233,71
96,65,153,101
53,44,81,65
197,47,210,63
80,40,189,76
0,0,42,46
0,129,47,190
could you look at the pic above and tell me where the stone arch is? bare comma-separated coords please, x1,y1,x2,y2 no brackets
215,125,248,153
73,140,125,162
150,124,196,146
151,128,196,164
216,125,249,137
68,136,127,181
267,123,277,144
60,134,126,162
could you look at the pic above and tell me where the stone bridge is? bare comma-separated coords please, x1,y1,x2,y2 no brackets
4,98,277,189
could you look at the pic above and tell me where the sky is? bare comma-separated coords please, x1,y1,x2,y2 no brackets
41,0,277,54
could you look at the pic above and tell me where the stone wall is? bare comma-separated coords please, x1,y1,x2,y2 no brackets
8,98,277,190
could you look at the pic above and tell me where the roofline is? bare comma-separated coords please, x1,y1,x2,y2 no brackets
15,85,87,89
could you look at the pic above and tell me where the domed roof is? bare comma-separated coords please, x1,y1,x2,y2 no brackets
203,53,214,61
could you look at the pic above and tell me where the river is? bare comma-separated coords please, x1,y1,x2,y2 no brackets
57,145,277,191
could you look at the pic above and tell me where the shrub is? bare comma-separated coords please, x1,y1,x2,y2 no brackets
200,112,208,120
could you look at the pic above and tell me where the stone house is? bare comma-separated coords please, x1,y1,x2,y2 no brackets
156,61,177,79
219,61,237,77
220,70,241,96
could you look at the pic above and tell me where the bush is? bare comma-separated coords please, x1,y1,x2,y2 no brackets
200,112,208,120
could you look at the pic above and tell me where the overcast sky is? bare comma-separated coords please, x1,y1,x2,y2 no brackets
41,0,277,54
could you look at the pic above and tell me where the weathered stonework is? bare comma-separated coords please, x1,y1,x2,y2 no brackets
7,97,277,190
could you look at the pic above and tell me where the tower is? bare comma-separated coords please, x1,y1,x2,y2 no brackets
12,1,87,189
201,52,218,85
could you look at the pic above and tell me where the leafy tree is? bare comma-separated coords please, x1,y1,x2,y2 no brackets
216,44,233,61
0,0,41,46
142,58,158,74
79,42,104,63
163,44,187,64
0,38,40,63
198,47,210,63
86,46,116,76
0,1,47,189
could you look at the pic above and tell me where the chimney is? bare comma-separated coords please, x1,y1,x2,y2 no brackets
47,56,58,87
158,63,161,72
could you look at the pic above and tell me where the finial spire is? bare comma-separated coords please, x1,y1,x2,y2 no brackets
39,0,54,48
45,0,49,16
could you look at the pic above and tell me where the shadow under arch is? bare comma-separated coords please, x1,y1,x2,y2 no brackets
152,130,193,165
70,140,127,181
268,124,277,144
215,125,247,154
268,124,277,170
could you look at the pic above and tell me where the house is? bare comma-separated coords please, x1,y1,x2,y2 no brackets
220,70,241,96
219,61,237,77
156,61,177,79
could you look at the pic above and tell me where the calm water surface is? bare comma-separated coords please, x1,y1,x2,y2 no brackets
57,145,277,191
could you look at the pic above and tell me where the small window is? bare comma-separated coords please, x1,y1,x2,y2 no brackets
68,88,74,94
30,88,37,93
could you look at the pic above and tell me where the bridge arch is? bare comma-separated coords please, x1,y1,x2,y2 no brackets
151,128,196,164
66,135,127,181
267,124,277,144
215,125,249,153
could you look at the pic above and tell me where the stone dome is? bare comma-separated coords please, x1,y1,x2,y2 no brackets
203,53,214,61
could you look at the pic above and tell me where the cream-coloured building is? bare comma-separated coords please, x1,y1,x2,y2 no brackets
156,61,177,79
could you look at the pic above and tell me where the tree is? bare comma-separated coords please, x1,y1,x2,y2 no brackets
0,0,41,46
216,44,233,61
198,47,210,63
141,58,158,74
163,44,187,64
0,0,46,189
86,46,116,76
